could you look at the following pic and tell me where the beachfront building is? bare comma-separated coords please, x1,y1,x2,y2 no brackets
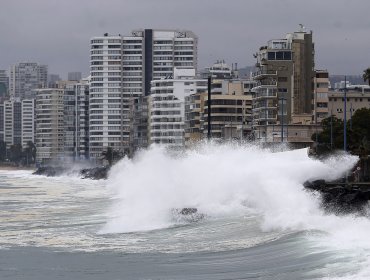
0,70,8,98
3,99,22,147
64,79,90,160
89,29,198,158
21,99,35,148
313,70,329,124
0,103,4,142
35,88,64,164
0,99,35,149
201,79,253,140
252,27,315,144
67,72,82,81
9,62,48,99
328,87,370,121
148,68,206,147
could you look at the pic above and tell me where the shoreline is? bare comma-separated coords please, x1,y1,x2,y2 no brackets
0,165,36,171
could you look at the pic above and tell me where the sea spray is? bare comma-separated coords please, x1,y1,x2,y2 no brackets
101,143,358,234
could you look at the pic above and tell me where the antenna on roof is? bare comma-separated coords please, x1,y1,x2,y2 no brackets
298,24,305,32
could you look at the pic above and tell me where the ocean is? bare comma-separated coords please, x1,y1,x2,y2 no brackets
0,144,368,280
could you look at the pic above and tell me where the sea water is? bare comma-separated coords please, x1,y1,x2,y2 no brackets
1,143,369,280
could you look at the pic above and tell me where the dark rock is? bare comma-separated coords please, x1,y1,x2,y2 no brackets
171,207,205,223
179,208,198,215
304,180,370,214
33,166,67,177
80,166,110,180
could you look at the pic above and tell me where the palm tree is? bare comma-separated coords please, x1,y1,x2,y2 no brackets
101,147,122,166
363,68,370,86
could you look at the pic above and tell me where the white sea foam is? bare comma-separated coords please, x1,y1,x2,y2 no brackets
101,143,358,234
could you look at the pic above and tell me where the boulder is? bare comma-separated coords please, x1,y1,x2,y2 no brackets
80,166,110,180
33,166,67,177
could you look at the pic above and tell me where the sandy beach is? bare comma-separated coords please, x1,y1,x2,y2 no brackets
0,165,36,171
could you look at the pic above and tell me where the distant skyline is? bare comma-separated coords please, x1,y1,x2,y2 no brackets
1,0,370,78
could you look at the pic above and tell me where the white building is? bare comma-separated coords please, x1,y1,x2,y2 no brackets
21,99,35,148
89,29,198,158
1,99,35,149
89,35,123,159
0,103,4,142
64,78,90,160
9,63,47,99
35,88,64,164
149,68,207,147
3,99,22,147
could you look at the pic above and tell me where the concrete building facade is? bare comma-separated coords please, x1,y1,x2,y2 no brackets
201,79,253,140
252,28,315,142
89,29,198,158
328,88,370,121
0,70,8,98
9,63,48,99
3,99,22,147
313,70,329,124
35,89,64,164
149,68,206,147
67,72,82,81
21,99,35,148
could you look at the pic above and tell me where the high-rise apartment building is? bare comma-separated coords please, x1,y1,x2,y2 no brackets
35,88,64,164
89,29,198,158
21,99,35,148
64,79,90,160
0,103,4,142
4,100,22,147
9,63,48,99
1,99,35,149
48,74,61,87
252,28,315,142
0,70,9,98
148,68,206,147
68,72,82,81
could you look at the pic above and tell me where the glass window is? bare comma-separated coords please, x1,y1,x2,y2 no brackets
267,52,275,60
283,51,292,60
275,51,283,60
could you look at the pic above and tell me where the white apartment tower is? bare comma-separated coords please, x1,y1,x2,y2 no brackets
2,99,35,148
21,99,35,148
149,68,207,147
9,63,48,99
3,100,22,147
35,88,64,164
89,29,198,158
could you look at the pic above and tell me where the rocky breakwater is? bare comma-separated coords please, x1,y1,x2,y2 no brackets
33,166,110,180
80,166,110,180
33,166,68,177
304,179,370,213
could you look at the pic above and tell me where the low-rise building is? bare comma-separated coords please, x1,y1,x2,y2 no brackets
328,88,370,120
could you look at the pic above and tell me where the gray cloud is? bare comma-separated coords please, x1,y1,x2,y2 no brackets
1,0,369,77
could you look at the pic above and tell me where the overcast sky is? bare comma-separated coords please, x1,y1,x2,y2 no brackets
1,0,369,79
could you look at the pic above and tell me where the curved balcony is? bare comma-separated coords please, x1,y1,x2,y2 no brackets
252,70,277,80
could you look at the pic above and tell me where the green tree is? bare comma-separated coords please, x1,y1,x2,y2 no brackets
24,141,36,165
9,144,23,164
348,108,370,156
101,147,122,166
363,68,370,86
312,116,344,152
313,108,370,156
